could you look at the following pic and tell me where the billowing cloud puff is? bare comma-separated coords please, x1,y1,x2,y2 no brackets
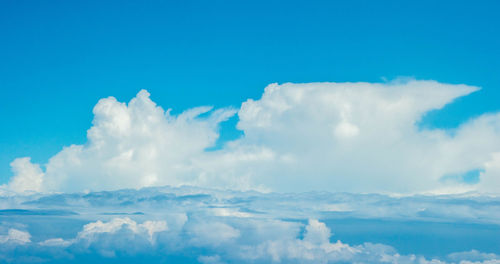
28,90,236,192
77,217,167,244
242,219,358,263
3,80,500,194
0,229,31,245
34,217,168,259
2,158,44,193
233,81,498,193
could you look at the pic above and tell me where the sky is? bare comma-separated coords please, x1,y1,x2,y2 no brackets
2,1,500,263
1,0,500,185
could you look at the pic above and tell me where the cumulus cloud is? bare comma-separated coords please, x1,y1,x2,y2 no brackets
33,217,168,259
24,217,499,264
26,89,236,192
1,157,44,193
241,219,358,263
77,217,168,244
0,229,31,245
232,80,498,193
4,80,500,193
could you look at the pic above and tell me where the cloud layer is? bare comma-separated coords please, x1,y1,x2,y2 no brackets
3,80,500,194
1,186,500,263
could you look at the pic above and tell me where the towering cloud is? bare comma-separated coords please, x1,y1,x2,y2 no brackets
36,90,236,192
3,80,500,194
232,80,499,193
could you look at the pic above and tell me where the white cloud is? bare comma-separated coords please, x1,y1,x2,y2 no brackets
254,219,359,263
77,217,167,244
479,152,500,192
232,80,498,193
34,217,168,252
1,187,500,263
32,89,236,192
303,219,332,245
187,221,240,247
448,250,500,263
39,238,72,247
9,215,500,264
5,80,500,194
233,219,445,264
0,228,31,245
1,157,44,193
212,208,253,218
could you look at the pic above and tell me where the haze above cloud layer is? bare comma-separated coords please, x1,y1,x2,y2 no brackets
3,80,500,194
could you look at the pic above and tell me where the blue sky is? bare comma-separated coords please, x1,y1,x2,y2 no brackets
1,0,500,184
2,2,500,263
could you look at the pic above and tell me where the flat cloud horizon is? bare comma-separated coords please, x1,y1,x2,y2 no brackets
3,79,500,194
1,186,500,263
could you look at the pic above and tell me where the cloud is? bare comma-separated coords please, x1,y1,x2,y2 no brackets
77,217,168,244
24,217,499,263
448,250,500,263
187,221,240,246
231,80,500,193
38,238,72,247
0,228,31,245
25,89,236,193
479,151,500,192
232,80,495,193
240,219,359,263
1,157,44,193
1,186,500,263
4,80,500,194
33,217,169,259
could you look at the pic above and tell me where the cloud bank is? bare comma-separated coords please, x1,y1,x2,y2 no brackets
1,186,500,263
3,80,500,194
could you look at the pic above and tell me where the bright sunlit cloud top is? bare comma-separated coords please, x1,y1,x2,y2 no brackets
2,79,499,194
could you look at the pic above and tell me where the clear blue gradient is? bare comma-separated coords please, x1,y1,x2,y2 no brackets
1,0,499,184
